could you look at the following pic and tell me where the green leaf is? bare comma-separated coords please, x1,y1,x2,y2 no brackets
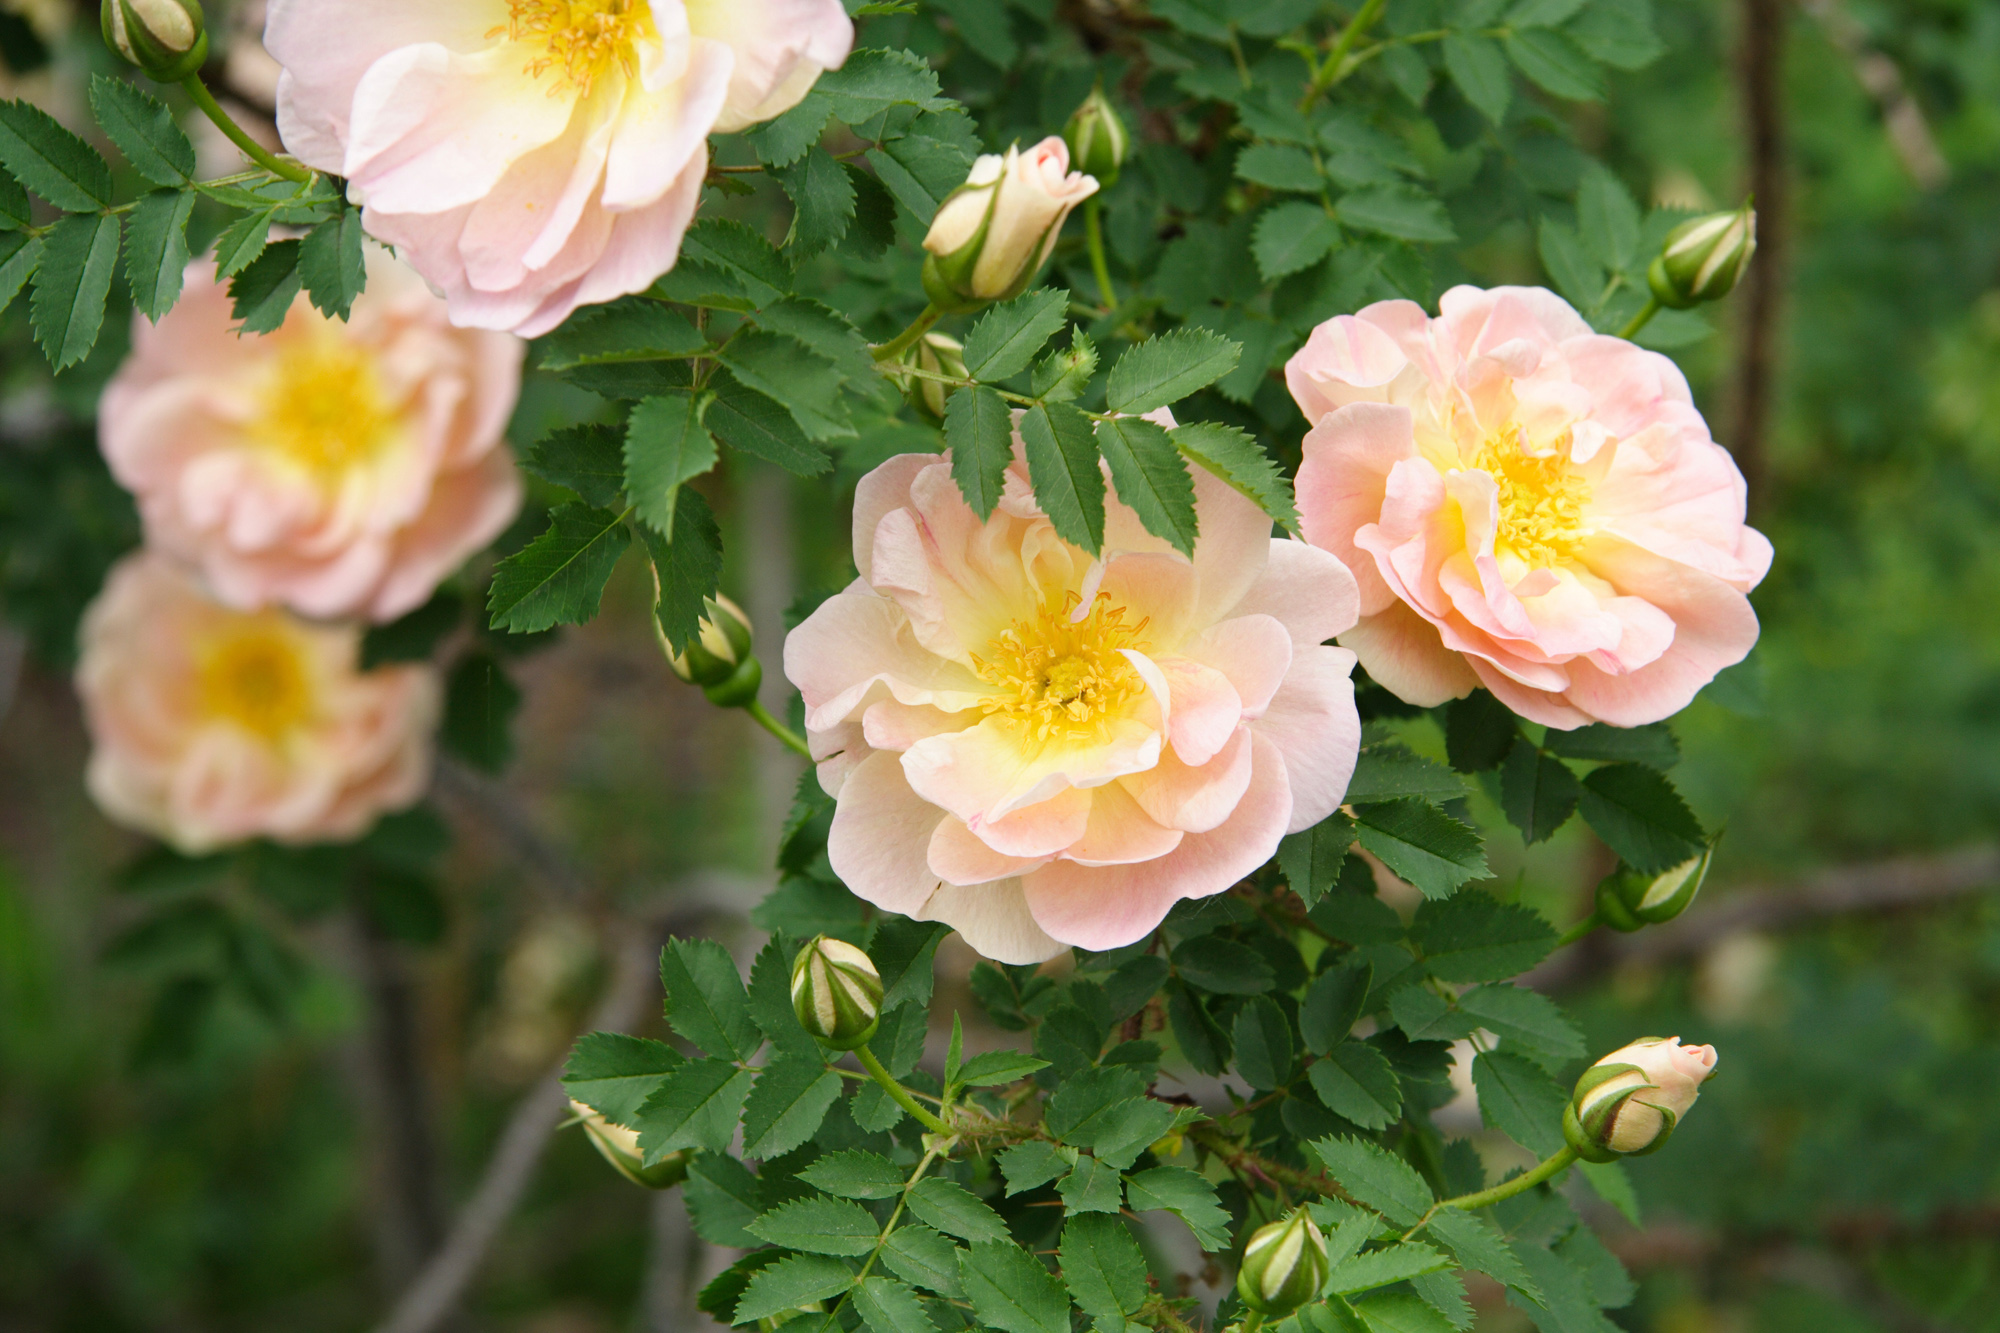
814,47,946,122
741,1055,841,1159
1061,1213,1149,1319
1254,200,1342,280
1422,1210,1541,1300
747,1195,881,1256
1501,740,1580,844
523,424,625,508
686,1153,764,1248
1237,143,1324,192
1387,986,1477,1043
781,146,858,254
999,1141,1071,1195
1311,1136,1434,1226
1308,1041,1403,1129
754,296,874,381
1123,1166,1231,1251
1575,164,1641,272
1537,219,1601,310
361,591,463,669
624,391,715,539
632,1058,756,1158
1301,960,1372,1054
296,208,366,319
706,370,833,477
1279,813,1357,909
1506,1243,1624,1333
1444,692,1519,772
906,1178,1009,1244
1058,1156,1124,1214
538,301,706,370
1172,421,1300,532
487,503,630,633
1067,1097,1180,1171
1094,415,1198,557
1414,1270,1475,1330
1576,1160,1641,1227
636,487,725,654
1458,985,1584,1063
801,1150,905,1201
718,329,851,441
1354,1289,1460,1333
853,1275,938,1333
124,189,194,323
958,1049,1050,1088
961,287,1070,382
0,98,111,209
1410,894,1555,982
1353,799,1488,899
31,212,119,370
1505,28,1604,101
734,1253,856,1325
212,207,276,279
1106,328,1242,414
659,938,759,1061
561,1031,683,1126
1576,764,1704,873
1328,1241,1453,1295
747,90,829,167
1472,1051,1567,1155
1337,187,1458,243
90,76,195,187
958,1240,1071,1333
1044,1065,1144,1136
882,1224,965,1298
1171,936,1274,994
1442,33,1512,122
946,384,1014,520
1348,745,1468,802
441,651,520,772
680,218,792,306
874,916,949,1012
0,230,39,317
228,239,302,335
1543,722,1678,768
0,163,27,228
1020,400,1105,554
1232,995,1294,1090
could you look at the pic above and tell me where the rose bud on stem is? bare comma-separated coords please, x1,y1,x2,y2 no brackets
566,1099,688,1190
887,332,968,422
1649,201,1758,309
1595,839,1718,932
790,935,883,1051
1565,1037,1719,1162
1064,83,1130,187
652,590,812,760
1235,1208,1329,1327
920,136,1099,313
103,0,207,82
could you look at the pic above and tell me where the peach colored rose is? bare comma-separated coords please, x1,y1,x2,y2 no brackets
923,137,1099,305
264,0,852,335
1575,1036,1718,1153
77,552,440,853
1290,285,1772,729
784,420,1363,964
100,251,524,623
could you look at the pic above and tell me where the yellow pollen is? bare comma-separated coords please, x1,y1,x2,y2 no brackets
971,592,1151,743
1467,428,1592,568
196,624,315,740
492,0,654,97
252,337,398,478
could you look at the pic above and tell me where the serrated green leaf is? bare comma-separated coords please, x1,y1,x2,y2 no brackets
782,145,858,254
0,230,40,317
854,1275,938,1333
748,88,829,166
561,1031,683,1126
522,424,625,508
1232,995,1293,1090
686,1153,764,1248
1505,28,1604,101
1356,1289,1460,1333
882,1224,965,1298
1473,1051,1567,1155
1279,813,1356,910
1442,33,1511,122
0,164,27,229
296,208,366,319
1308,1040,1403,1129
31,211,119,370
212,206,276,279
1458,985,1584,1062
1414,1270,1475,1330
747,937,817,1057
734,1253,856,1324
636,486,725,654
1329,1241,1453,1295
1058,1156,1124,1214
1020,400,1105,554
681,218,791,306
1576,763,1704,873
1575,164,1641,272
1095,415,1198,557
747,1195,881,1256
0,99,111,210
815,47,946,122
1338,187,1458,243
1506,1242,1623,1333
1254,200,1342,280
1061,1213,1149,1319
1501,740,1580,844
706,369,833,477
1311,1136,1434,1226
486,502,630,633
957,1049,1050,1087
1353,799,1488,898
1543,722,1678,768
718,328,852,441
1237,143,1324,192
1123,1166,1231,1250
741,1055,841,1159
1348,745,1469,802
633,1058,756,1159
1410,894,1555,982
907,1178,1009,1244
89,77,194,187
1301,959,1372,1054
999,1140,1071,1195
1576,1160,1641,1227
1106,328,1241,414
624,391,715,539
1537,218,1601,310
958,1240,1070,1333
228,239,301,335
1387,986,1477,1042
946,384,1014,519
1171,936,1274,994
801,1150,905,1200
659,937,759,1061
1172,421,1300,531
538,300,705,370
1422,1209,1540,1299
961,287,1069,382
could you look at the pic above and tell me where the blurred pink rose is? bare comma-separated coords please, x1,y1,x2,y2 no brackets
784,421,1362,964
77,553,440,853
264,0,852,335
1290,286,1772,729
100,252,523,623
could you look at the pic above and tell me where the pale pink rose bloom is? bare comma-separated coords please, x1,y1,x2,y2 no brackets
1579,1036,1718,1153
924,136,1099,301
1290,286,1772,729
264,0,853,336
77,553,441,854
784,419,1363,964
100,252,524,624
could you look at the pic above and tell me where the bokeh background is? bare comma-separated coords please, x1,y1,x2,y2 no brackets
5,0,2000,1330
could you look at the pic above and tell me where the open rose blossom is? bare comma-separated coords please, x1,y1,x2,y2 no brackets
77,553,441,853
265,0,853,335
1290,286,1772,729
784,425,1363,964
100,252,523,624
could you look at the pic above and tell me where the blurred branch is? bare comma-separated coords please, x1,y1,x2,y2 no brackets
1529,844,2000,990
431,759,590,902
1795,0,1949,190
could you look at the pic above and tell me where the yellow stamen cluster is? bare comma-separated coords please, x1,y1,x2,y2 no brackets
972,592,1151,743
1468,427,1592,568
253,337,397,478
197,624,314,740
492,0,652,98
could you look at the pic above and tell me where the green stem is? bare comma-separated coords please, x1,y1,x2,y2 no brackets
855,1044,952,1136
870,304,943,363
1429,1146,1579,1219
1552,910,1600,950
180,75,313,184
1305,0,1391,106
1617,295,1662,341
746,699,812,760
1084,198,1117,310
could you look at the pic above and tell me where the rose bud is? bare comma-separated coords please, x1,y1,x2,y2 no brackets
1564,1037,1718,1162
1595,840,1716,932
567,1099,689,1190
888,332,968,421
790,935,883,1051
102,0,208,82
1647,202,1757,310
1063,84,1130,187
1237,1209,1328,1317
667,594,763,709
921,136,1099,311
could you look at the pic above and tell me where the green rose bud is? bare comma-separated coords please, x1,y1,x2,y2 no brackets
102,0,208,83
1595,839,1716,932
1063,84,1129,186
888,332,968,421
1647,201,1756,310
1236,1208,1328,1317
667,594,763,709
568,1098,689,1190
790,935,883,1051
1563,1037,1718,1162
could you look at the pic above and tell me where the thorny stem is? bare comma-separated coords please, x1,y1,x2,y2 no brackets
855,1044,953,1136
1304,0,1391,108
1553,910,1601,950
1084,198,1118,310
1617,295,1663,340
871,304,945,363
746,699,812,759
180,75,313,183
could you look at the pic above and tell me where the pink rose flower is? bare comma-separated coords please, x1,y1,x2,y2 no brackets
784,424,1363,964
1290,286,1772,729
264,0,853,335
100,252,524,624
923,137,1099,305
77,553,441,853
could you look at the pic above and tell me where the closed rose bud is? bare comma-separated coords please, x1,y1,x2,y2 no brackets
1648,202,1756,310
102,0,208,82
922,137,1099,311
1595,840,1716,932
1063,84,1129,186
667,594,763,709
1564,1037,1718,1162
1237,1209,1328,1317
889,332,967,421
790,935,882,1050
568,1099,689,1190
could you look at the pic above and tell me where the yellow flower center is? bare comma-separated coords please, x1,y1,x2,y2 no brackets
196,624,315,740
1467,428,1592,568
493,0,654,97
252,338,398,478
972,592,1151,743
